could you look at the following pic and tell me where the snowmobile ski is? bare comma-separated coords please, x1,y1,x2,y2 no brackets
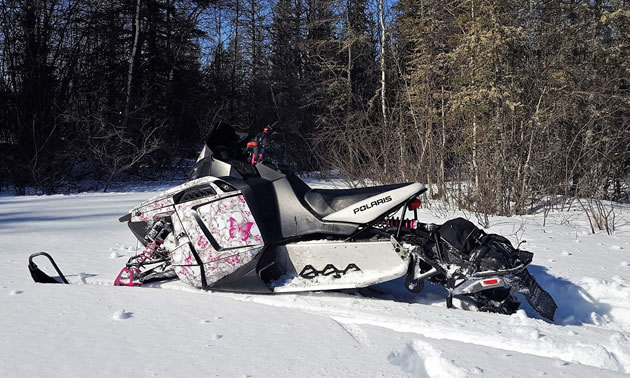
28,252,69,284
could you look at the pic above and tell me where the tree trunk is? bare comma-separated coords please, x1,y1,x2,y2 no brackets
347,36,352,109
231,0,240,114
124,0,142,128
470,0,479,189
440,85,446,200
378,0,387,127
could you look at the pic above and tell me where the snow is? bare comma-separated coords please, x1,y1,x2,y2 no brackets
1,181,630,377
388,340,470,378
112,308,132,320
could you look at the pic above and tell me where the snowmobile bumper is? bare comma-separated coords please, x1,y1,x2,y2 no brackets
449,268,557,321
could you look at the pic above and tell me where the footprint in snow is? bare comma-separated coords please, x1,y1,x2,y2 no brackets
110,245,138,258
610,245,623,250
213,334,223,340
388,340,469,378
529,329,541,340
112,309,133,320
9,290,23,295
620,261,629,268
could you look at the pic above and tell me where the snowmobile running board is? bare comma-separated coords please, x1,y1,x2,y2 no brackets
28,252,69,284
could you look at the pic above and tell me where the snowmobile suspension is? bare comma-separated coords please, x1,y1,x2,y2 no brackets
113,220,171,286
380,218,420,230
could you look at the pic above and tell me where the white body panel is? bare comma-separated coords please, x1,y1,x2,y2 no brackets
322,183,425,223
271,240,408,292
129,176,221,216
125,176,265,288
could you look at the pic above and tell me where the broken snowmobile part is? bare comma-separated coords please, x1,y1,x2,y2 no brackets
28,252,69,284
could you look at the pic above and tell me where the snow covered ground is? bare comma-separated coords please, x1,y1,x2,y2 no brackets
1,179,630,377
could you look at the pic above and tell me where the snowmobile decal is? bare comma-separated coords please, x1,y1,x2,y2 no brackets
299,263,361,279
323,183,424,223
170,192,264,287
228,216,254,241
194,194,262,249
119,176,266,288
353,196,392,214
268,240,408,293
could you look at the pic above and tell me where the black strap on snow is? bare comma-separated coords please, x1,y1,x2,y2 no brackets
28,252,69,284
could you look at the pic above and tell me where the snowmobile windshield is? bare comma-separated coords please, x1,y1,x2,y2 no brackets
191,145,242,179
191,145,259,180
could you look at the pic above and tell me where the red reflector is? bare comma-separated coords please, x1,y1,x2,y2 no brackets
247,141,258,147
483,279,499,286
408,199,421,211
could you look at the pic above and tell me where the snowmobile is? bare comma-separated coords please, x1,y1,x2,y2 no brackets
28,129,557,321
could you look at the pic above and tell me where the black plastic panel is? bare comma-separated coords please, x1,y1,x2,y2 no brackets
214,180,237,192
127,221,149,246
173,184,217,204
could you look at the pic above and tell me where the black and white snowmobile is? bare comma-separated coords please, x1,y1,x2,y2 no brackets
105,133,557,321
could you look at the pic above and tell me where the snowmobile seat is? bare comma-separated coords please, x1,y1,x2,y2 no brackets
303,183,410,218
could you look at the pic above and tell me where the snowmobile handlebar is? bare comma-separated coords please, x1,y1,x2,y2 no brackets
245,122,279,165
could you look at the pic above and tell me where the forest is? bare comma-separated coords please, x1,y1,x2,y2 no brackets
0,0,628,218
